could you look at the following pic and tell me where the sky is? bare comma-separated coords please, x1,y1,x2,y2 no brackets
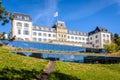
0,0,120,35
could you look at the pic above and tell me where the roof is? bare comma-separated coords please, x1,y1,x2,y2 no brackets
89,26,109,35
52,21,66,28
14,12,32,21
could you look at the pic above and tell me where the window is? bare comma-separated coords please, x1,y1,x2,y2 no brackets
18,30,21,34
48,34,51,37
75,37,77,39
33,38,37,41
103,34,105,37
33,32,37,36
23,30,29,35
96,40,99,43
86,38,89,41
90,37,92,40
107,40,109,43
24,23,29,27
43,33,47,36
38,38,41,41
25,38,29,41
103,39,105,42
16,22,22,26
39,27,41,30
71,36,74,39
68,36,70,39
16,16,22,20
53,34,56,37
43,38,47,42
24,17,29,20
82,38,84,40
38,33,42,36
79,37,81,40
64,35,66,38
48,39,51,41
95,35,98,38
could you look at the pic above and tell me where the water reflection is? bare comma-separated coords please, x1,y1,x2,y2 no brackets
13,51,84,63
12,51,120,64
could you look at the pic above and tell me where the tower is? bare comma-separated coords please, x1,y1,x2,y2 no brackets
11,13,33,41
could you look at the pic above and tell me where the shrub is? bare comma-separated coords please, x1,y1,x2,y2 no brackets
104,42,117,53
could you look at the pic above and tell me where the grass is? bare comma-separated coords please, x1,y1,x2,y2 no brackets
49,61,120,80
1,45,120,80
0,46,48,79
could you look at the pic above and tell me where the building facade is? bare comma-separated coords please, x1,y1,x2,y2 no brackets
11,13,111,49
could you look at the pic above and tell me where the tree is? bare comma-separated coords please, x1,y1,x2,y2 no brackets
0,1,13,25
113,33,119,44
104,42,117,53
113,33,120,51
0,0,14,46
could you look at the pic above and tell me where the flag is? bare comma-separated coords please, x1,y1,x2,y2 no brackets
54,12,58,17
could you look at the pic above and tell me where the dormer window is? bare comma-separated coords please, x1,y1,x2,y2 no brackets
16,16,22,20
24,17,29,20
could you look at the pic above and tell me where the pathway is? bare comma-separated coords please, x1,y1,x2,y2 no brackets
37,59,56,80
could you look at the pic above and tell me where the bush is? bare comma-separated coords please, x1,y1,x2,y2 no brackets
104,42,117,53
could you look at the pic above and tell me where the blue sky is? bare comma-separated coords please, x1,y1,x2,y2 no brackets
1,0,120,35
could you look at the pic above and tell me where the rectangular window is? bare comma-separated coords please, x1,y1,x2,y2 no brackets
68,36,70,39
103,34,105,37
79,37,81,40
48,34,51,37
53,34,56,37
48,39,51,41
33,38,37,41
24,23,29,27
25,38,29,41
90,37,92,40
64,35,66,38
16,22,22,26
75,37,77,39
43,33,47,36
86,38,89,41
43,38,47,42
95,35,98,38
38,33,42,36
33,32,37,36
82,38,84,40
96,40,99,43
18,30,21,34
24,30,29,35
38,38,41,41
71,36,74,39
103,39,105,43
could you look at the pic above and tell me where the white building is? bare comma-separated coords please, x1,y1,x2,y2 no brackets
10,13,111,49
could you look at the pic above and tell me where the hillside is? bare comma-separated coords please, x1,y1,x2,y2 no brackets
50,61,120,80
0,47,48,79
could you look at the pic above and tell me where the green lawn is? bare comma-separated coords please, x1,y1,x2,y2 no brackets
0,47,48,79
50,61,120,80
